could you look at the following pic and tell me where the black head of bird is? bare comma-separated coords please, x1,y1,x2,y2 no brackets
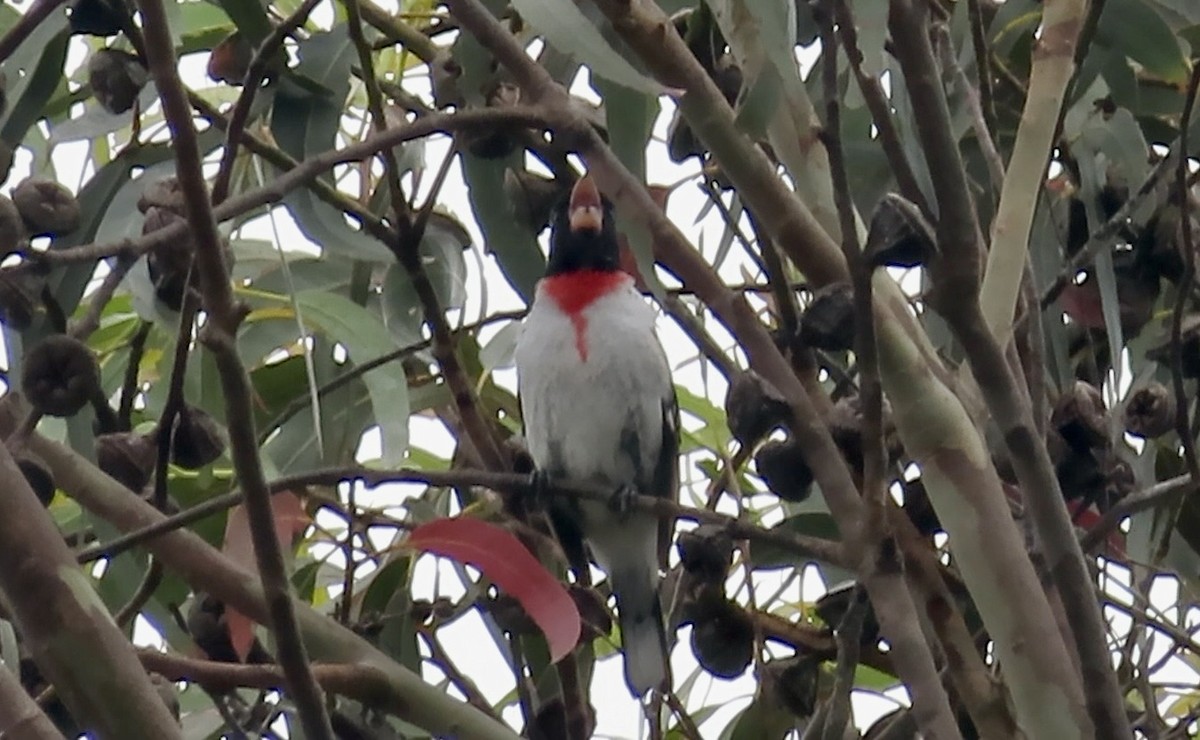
546,175,620,275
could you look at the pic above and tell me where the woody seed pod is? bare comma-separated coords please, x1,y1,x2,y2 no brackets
21,335,101,417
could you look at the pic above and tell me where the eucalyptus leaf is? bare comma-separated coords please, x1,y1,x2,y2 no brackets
460,153,545,302
1096,0,1190,85
511,0,668,94
293,290,410,466
0,11,68,148
271,27,394,262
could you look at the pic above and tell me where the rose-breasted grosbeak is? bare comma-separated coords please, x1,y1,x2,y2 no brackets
515,175,678,697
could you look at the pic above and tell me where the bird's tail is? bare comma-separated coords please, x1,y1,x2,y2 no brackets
611,565,670,697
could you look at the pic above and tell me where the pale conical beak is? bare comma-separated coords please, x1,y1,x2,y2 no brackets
568,175,604,233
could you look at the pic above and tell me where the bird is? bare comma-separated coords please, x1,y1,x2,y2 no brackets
514,174,678,697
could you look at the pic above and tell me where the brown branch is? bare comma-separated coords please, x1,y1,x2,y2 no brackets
33,106,548,264
349,0,511,475
417,628,503,722
0,662,65,740
210,0,324,204
818,6,962,736
1041,152,1176,308
888,0,1126,734
1080,474,1196,553
67,255,138,340
80,463,849,570
833,0,933,219
1161,64,1200,563
187,90,395,242
10,415,522,740
114,558,164,628
966,0,997,149
133,0,332,736
446,0,962,733
139,649,391,699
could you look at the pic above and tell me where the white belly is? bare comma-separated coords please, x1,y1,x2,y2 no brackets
515,284,671,494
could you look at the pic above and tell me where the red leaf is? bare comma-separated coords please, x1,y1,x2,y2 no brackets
407,517,582,662
1061,280,1106,329
221,491,310,661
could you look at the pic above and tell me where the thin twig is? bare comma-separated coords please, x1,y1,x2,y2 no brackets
133,0,334,735
350,0,512,473
417,627,503,721
117,321,153,431
33,107,551,268
1041,151,1176,308
1160,64,1200,563
151,293,198,506
114,558,164,628
67,255,138,340
833,0,933,219
75,464,850,568
819,7,956,738
818,587,868,740
210,0,324,204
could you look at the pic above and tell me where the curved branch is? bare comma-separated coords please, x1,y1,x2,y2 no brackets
33,107,551,268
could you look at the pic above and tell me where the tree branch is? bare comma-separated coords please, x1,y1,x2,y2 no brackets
888,0,1126,734
133,1,332,735
0,442,180,738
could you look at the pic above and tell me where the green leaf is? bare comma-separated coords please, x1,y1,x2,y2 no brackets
593,77,663,294
271,26,394,262
215,0,273,44
360,555,422,672
459,153,545,302
380,214,469,344
1096,0,1190,85
511,0,668,94
752,511,845,578
719,694,793,740
293,290,410,466
177,2,238,51
0,10,68,148
479,320,522,375
264,347,374,471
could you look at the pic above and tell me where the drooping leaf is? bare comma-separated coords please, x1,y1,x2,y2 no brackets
271,27,394,263
511,0,669,95
291,290,410,465
459,153,545,302
1096,0,1191,85
214,0,273,45
721,691,795,740
380,214,470,344
0,10,69,148
221,491,310,660
407,517,582,662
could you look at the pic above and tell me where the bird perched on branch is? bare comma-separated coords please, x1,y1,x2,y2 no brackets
514,175,678,697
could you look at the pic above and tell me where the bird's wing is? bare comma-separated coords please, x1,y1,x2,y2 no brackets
653,388,680,570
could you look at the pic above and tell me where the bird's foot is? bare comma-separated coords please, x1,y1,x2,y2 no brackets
608,484,638,519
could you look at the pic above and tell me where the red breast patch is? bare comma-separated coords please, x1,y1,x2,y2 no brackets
541,270,631,362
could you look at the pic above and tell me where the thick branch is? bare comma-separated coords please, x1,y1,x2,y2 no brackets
979,0,1087,339
11,419,522,740
33,107,547,268
0,661,66,740
888,0,1126,735
0,443,180,738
